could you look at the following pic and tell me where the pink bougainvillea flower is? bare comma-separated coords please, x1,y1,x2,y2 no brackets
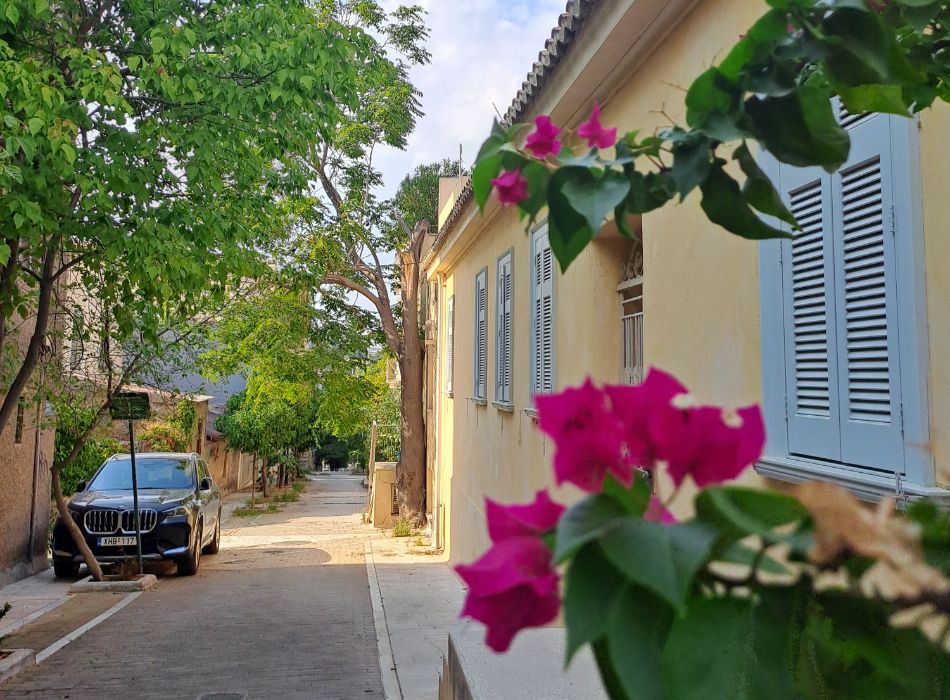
536,379,627,491
577,103,618,150
456,536,560,652
486,490,565,543
652,403,766,488
524,115,562,159
491,169,529,206
644,495,677,525
605,368,688,469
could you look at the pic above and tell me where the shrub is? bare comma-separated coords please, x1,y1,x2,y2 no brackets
392,519,411,537
137,421,188,452
59,437,123,496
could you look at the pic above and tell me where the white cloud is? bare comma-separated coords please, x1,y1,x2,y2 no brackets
375,0,567,196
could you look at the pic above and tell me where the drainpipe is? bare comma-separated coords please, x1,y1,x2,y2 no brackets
432,272,445,551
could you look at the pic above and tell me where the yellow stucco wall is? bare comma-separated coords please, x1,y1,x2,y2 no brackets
430,0,950,564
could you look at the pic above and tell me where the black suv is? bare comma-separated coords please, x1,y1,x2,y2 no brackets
52,452,222,577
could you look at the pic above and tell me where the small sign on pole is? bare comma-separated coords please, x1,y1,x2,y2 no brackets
110,392,151,575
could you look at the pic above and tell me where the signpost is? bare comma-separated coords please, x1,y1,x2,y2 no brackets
110,392,151,575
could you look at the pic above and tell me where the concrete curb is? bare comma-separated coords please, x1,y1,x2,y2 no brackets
0,649,36,687
70,574,157,593
364,541,402,700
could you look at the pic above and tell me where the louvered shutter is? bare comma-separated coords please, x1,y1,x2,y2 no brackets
774,109,905,472
446,296,455,394
474,271,487,399
495,253,513,403
830,113,904,471
779,166,842,461
533,228,554,396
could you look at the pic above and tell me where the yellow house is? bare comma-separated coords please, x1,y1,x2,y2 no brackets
424,0,950,565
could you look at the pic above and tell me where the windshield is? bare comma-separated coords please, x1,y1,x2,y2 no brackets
88,457,195,491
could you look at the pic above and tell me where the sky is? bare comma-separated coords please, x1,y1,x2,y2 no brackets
374,0,568,197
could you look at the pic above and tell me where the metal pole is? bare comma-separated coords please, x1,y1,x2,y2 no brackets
129,419,144,575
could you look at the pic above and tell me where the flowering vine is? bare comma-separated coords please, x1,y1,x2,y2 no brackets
457,369,950,698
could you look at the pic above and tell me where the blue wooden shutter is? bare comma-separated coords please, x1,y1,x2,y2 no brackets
533,229,554,396
474,271,487,399
830,112,904,472
495,253,513,403
779,166,842,462
446,295,454,394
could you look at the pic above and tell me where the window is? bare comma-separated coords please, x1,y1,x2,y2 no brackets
619,242,644,385
446,295,455,395
531,224,555,397
758,109,932,493
495,250,513,404
473,269,488,400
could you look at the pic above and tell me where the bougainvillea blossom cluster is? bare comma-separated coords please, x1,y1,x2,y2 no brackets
537,369,765,492
490,104,620,207
455,491,564,651
457,368,765,653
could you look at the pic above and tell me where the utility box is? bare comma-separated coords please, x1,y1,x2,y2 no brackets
369,462,398,528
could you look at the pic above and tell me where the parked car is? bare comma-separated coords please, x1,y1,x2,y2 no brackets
51,452,222,577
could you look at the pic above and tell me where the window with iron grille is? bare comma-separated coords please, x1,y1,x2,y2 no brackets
618,241,644,385
531,225,554,397
495,250,513,404
473,269,488,400
446,295,455,395
391,483,399,516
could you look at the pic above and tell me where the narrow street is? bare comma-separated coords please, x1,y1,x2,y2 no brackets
2,474,388,699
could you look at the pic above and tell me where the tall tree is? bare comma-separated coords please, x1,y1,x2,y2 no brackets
0,0,381,434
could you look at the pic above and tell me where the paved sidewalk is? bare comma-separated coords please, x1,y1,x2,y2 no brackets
367,535,467,699
0,568,74,640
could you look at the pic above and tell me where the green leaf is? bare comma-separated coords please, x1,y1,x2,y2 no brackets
661,592,804,700
746,87,850,171
733,143,796,225
27,117,42,136
547,167,596,272
471,153,502,210
822,8,922,88
606,585,672,700
700,164,790,240
695,485,808,545
837,84,909,116
599,519,717,612
151,35,166,53
626,170,676,214
671,136,712,199
559,168,630,236
0,243,9,266
685,68,740,133
516,159,550,224
603,470,651,517
563,545,630,662
553,493,626,564
5,3,19,24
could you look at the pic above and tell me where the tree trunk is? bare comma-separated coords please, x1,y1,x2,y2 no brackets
261,456,269,498
395,226,427,527
51,463,104,581
397,348,426,526
251,452,258,506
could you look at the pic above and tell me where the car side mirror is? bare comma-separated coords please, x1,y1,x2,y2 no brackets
200,477,213,492
76,480,87,492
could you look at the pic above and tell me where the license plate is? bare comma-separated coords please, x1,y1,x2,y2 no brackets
98,536,137,547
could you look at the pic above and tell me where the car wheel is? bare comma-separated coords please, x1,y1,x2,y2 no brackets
203,512,221,555
177,522,202,576
53,558,80,579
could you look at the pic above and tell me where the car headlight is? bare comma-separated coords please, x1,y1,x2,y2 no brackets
164,506,189,518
